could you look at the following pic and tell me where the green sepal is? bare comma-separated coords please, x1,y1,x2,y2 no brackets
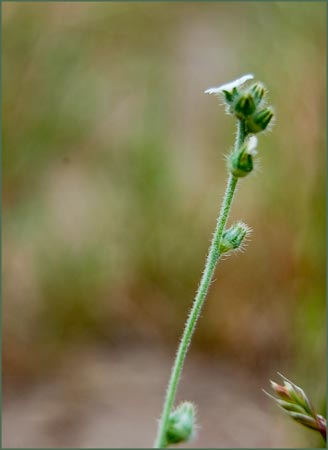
228,146,254,178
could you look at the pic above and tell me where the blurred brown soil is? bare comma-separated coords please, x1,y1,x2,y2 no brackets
2,344,311,448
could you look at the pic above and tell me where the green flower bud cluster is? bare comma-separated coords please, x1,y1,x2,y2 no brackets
220,221,251,255
228,83,273,133
264,373,327,442
205,74,274,133
205,74,274,179
165,402,196,446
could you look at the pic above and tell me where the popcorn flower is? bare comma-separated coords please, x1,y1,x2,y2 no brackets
204,74,254,95
155,75,274,448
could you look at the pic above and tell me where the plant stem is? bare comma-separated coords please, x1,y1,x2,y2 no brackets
316,416,326,442
154,120,246,448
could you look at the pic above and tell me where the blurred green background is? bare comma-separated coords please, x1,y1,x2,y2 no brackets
2,2,326,448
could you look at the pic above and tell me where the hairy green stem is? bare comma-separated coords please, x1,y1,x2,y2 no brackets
154,120,246,448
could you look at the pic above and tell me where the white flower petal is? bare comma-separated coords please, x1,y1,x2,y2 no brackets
246,136,258,155
204,74,254,95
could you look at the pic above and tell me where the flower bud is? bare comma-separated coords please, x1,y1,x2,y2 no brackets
220,222,251,255
228,136,258,178
274,373,315,415
246,107,274,133
279,374,314,414
269,380,293,401
264,374,326,440
249,82,266,106
232,92,256,119
165,402,196,445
